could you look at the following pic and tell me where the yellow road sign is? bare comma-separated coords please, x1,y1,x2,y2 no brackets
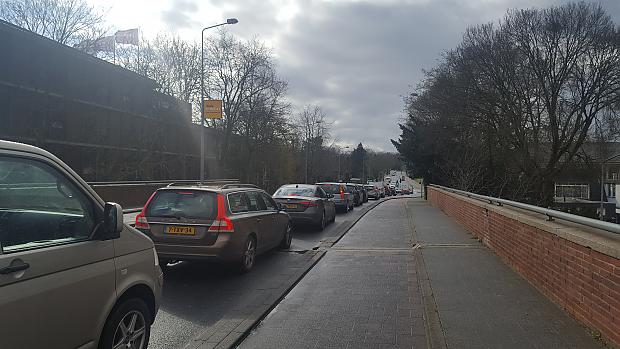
203,100,223,119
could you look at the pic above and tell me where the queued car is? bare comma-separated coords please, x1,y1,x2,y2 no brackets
0,140,162,349
136,184,292,272
272,184,336,230
317,182,354,212
347,183,363,206
364,184,381,200
358,184,369,203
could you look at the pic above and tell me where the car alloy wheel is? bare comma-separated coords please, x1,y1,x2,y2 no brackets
242,237,256,271
112,310,147,349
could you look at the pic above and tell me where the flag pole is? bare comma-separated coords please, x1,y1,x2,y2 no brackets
137,27,141,72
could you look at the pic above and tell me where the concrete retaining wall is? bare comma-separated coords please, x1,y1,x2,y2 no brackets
427,186,620,347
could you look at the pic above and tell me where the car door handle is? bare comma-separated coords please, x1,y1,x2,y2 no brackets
0,262,30,275
256,218,263,222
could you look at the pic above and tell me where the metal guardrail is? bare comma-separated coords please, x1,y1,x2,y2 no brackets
429,184,620,235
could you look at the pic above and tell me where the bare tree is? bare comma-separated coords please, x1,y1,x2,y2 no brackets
395,2,620,205
0,0,106,46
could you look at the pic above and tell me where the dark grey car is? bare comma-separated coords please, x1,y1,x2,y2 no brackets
136,185,292,272
273,184,337,230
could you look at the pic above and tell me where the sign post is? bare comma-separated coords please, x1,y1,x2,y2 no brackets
200,100,223,185
203,100,223,119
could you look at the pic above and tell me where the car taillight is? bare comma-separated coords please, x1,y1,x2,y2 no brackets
209,194,234,233
135,212,149,229
299,201,319,207
135,191,157,229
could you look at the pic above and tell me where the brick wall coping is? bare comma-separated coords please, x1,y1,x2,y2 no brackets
431,187,620,259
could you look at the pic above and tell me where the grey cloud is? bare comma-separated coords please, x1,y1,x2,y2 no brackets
215,0,620,151
161,0,199,29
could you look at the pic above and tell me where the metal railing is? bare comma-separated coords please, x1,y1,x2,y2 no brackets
429,184,620,235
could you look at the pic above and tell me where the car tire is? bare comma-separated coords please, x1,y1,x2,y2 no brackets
330,209,336,223
99,298,151,349
318,211,326,231
238,236,257,273
280,223,293,249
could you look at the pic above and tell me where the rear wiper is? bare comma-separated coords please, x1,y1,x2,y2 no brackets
155,214,184,220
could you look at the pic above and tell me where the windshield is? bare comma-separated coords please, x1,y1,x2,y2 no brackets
274,186,315,197
146,190,217,220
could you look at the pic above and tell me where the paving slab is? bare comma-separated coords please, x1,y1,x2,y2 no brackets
408,200,606,349
239,199,425,349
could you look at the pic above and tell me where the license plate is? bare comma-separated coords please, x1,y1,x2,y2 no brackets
284,204,298,209
166,226,196,235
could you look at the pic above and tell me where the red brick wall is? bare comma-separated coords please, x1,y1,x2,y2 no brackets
427,187,620,347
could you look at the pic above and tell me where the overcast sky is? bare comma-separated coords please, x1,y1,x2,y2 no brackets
91,0,620,152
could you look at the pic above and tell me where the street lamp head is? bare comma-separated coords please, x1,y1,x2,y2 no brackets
227,18,239,24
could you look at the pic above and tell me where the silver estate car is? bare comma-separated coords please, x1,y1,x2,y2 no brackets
0,140,162,349
317,182,354,212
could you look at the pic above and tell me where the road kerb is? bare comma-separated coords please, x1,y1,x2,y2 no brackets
184,197,407,349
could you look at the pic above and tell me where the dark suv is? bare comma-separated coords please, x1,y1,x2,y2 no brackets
135,184,292,272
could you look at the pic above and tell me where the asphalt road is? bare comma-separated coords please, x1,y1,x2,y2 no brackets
139,199,385,349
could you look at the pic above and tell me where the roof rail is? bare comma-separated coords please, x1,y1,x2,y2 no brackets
221,184,260,189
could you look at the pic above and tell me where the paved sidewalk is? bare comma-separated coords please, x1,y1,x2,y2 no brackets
238,198,605,348
407,200,604,349
239,199,424,348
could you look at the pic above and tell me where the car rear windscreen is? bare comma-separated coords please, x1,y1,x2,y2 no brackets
146,190,217,219
274,186,315,197
318,184,342,194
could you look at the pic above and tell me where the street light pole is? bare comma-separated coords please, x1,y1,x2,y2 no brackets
600,153,620,220
337,145,349,182
200,18,238,184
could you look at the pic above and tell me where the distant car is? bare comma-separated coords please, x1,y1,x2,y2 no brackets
358,185,369,203
273,184,336,230
136,184,291,272
0,140,162,349
317,182,354,212
396,187,403,195
364,184,380,200
389,185,396,196
346,183,362,206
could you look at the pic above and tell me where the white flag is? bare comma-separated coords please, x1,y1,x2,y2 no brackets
115,28,139,45
93,36,115,52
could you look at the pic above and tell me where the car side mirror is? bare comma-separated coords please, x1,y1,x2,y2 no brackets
98,202,123,240
277,203,285,211
328,193,334,198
